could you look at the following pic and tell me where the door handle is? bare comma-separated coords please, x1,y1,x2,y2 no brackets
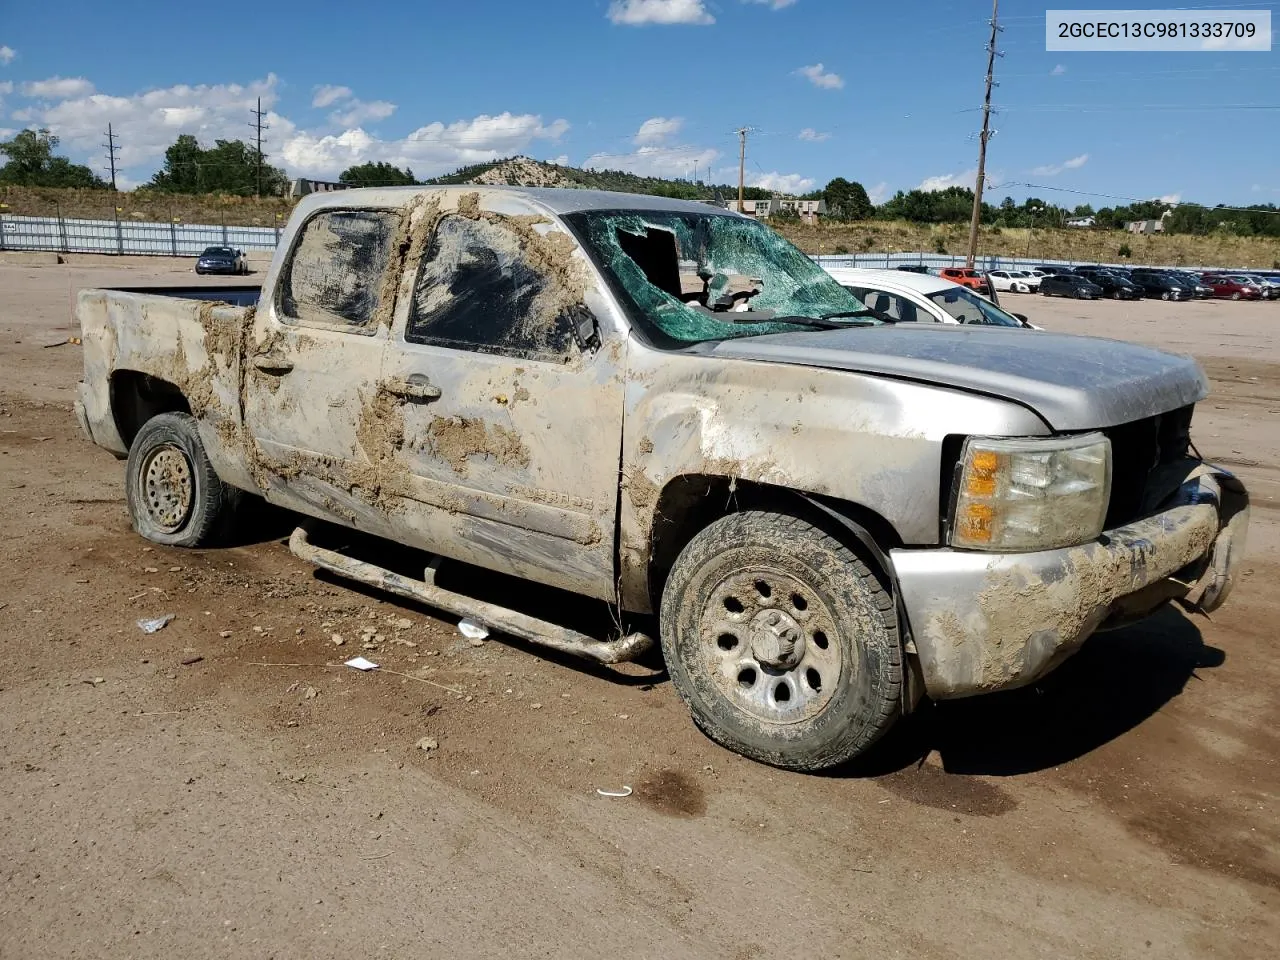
381,374,442,402
251,354,294,375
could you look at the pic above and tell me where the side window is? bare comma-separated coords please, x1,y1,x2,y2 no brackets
280,209,401,331
861,290,919,323
406,214,588,360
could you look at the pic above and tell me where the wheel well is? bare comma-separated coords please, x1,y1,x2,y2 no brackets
646,475,902,609
110,371,191,449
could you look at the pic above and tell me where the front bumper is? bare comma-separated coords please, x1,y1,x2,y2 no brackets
891,464,1249,699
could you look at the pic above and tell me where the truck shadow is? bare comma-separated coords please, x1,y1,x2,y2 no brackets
853,605,1225,778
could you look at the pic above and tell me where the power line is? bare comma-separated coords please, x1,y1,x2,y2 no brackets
966,0,1000,267
1002,181,1280,216
250,97,268,197
102,123,119,192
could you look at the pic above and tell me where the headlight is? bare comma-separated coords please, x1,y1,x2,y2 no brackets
951,434,1112,551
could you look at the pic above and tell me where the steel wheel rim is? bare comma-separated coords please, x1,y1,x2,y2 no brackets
699,566,842,726
141,444,194,532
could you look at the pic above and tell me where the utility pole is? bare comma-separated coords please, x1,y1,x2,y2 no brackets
965,0,1000,268
736,127,749,213
251,97,269,197
103,123,119,191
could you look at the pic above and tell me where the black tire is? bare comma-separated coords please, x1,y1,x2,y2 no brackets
659,511,902,771
1231,292,1241,301
125,412,239,547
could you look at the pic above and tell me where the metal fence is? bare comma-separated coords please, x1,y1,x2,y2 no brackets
0,213,281,256
0,209,1220,275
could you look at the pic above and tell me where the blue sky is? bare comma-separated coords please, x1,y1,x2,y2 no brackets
1,0,1277,206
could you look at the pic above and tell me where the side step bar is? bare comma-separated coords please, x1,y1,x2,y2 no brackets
288,526,654,665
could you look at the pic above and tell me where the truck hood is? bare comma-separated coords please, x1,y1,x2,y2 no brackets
691,324,1208,431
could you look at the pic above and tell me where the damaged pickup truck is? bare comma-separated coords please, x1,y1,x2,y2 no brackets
75,187,1250,771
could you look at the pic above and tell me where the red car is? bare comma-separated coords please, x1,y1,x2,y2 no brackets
937,267,992,296
1202,273,1262,300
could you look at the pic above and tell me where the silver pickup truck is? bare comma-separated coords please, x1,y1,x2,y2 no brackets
74,187,1250,771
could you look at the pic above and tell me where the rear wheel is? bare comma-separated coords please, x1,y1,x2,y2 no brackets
125,412,239,547
659,511,902,771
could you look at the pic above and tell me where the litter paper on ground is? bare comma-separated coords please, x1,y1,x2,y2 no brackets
136,614,175,634
344,656,379,671
457,618,489,640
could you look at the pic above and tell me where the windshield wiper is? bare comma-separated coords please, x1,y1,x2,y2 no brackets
820,308,898,324
725,308,896,331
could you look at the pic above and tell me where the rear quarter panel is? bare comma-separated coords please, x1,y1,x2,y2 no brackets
77,289,257,490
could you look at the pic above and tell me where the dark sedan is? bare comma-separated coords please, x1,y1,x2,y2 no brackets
1168,270,1214,298
1129,270,1190,301
195,246,248,275
1089,271,1144,300
1039,274,1103,299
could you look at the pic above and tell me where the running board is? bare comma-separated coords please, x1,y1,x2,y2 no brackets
288,526,654,665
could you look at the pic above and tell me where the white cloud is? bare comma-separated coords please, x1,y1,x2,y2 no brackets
608,0,715,26
868,181,889,204
0,46,15,66
1157,193,1181,205
22,76,96,99
751,171,815,194
0,127,15,140
918,169,976,192
744,0,798,8
330,99,396,127
1050,64,1067,76
795,63,844,90
282,113,570,178
634,116,683,145
585,143,719,178
312,85,352,108
550,154,570,166
14,74,284,169
797,127,829,142
1030,153,1089,177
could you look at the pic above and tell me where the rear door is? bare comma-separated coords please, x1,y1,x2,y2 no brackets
378,200,626,601
242,206,402,537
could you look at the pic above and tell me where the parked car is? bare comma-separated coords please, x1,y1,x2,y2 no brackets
1088,271,1144,300
987,270,1040,294
894,264,932,274
1033,265,1071,276
823,267,1038,328
937,267,992,296
194,246,248,275
1039,273,1104,299
1130,269,1191,301
1165,270,1214,299
1202,274,1263,300
73,186,1249,772
1238,273,1278,300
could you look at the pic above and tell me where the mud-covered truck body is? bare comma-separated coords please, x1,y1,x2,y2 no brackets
75,186,1250,770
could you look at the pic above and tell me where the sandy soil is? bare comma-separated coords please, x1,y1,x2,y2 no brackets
1,258,1277,959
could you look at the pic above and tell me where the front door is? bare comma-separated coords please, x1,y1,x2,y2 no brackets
378,203,626,601
242,206,402,538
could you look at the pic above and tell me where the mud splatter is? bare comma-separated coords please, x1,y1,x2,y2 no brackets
426,416,530,474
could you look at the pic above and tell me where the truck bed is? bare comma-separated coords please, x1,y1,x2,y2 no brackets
108,285,262,308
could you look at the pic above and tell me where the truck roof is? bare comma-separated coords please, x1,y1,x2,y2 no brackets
294,185,747,218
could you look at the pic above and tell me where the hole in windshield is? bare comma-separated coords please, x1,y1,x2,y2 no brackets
563,210,870,346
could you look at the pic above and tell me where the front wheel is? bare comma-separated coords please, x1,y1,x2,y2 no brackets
1231,292,1241,301
125,412,239,547
659,511,902,771
1161,291,1171,301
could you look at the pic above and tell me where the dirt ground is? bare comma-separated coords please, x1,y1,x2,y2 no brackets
1,256,1277,959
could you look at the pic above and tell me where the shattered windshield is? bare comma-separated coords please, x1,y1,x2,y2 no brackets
563,210,868,345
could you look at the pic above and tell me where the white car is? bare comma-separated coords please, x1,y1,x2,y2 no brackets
989,270,1040,293
823,267,1041,329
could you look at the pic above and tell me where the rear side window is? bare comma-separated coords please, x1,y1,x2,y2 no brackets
406,214,586,360
280,209,401,330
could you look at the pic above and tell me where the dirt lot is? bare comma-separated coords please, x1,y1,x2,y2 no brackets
1,257,1277,959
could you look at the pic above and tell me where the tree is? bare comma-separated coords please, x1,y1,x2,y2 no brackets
821,177,873,220
0,129,108,188
339,161,417,187
147,134,288,196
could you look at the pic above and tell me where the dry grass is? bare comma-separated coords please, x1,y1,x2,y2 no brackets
3,186,1277,268
776,220,1280,269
